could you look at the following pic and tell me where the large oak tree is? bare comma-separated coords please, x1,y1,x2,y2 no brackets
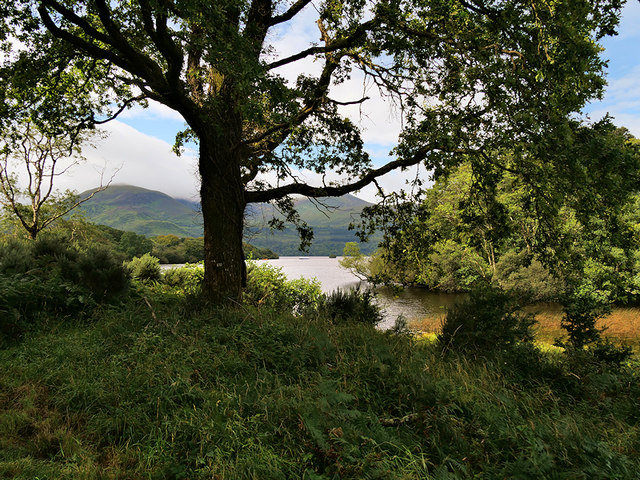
0,0,623,298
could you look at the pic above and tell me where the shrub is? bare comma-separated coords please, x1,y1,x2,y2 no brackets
495,249,564,302
0,236,34,274
244,262,321,312
124,253,162,283
0,235,128,323
315,287,383,326
559,290,610,349
76,245,129,301
438,286,535,354
162,264,204,295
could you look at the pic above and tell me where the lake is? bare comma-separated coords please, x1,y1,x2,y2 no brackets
254,256,461,329
254,257,640,342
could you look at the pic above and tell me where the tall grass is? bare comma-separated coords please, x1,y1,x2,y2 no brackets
1,292,639,479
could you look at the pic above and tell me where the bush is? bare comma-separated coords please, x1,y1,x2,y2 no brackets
76,245,129,301
559,290,610,349
162,264,204,295
315,287,383,326
0,236,129,340
495,249,564,302
124,253,162,283
0,236,35,274
0,235,129,301
438,286,535,355
244,262,321,312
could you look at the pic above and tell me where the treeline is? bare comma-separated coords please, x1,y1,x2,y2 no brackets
358,124,640,307
1,217,278,264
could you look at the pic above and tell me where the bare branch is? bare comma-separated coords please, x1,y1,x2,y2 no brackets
92,95,148,125
266,18,378,70
327,96,370,106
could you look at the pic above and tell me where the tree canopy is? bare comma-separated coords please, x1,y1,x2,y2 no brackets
360,123,640,309
0,0,626,298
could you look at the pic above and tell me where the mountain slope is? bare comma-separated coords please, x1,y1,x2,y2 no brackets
78,185,380,255
78,185,203,238
245,195,380,255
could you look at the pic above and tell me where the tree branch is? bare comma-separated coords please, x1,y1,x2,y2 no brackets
328,96,370,106
268,0,313,27
266,18,378,70
138,0,184,82
91,95,148,125
245,144,472,203
245,0,273,50
38,2,127,68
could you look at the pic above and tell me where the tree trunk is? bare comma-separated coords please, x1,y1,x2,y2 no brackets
198,129,246,301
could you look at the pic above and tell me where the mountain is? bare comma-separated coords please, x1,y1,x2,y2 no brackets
78,185,380,255
245,194,380,255
78,185,203,238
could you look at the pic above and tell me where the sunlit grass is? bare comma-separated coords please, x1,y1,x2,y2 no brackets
409,304,640,351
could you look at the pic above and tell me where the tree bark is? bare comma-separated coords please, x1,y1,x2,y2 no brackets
198,123,246,301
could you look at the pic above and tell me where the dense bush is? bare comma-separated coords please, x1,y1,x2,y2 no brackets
315,287,383,326
151,235,205,264
161,263,204,295
119,231,154,259
495,249,564,302
438,286,535,354
0,235,129,339
244,261,321,312
124,253,162,283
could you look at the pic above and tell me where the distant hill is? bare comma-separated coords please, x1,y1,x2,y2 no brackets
245,195,380,255
78,185,380,255
78,185,203,238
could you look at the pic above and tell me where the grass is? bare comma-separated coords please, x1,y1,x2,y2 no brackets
409,304,640,350
1,292,639,478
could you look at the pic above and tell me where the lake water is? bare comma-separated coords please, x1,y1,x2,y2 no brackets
254,257,640,341
254,256,461,329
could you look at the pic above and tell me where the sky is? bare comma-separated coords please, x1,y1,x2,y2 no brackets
53,1,640,204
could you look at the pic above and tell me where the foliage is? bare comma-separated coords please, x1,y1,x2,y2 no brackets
438,287,535,355
242,242,279,260
0,296,638,478
495,250,564,302
315,287,384,327
0,234,128,339
161,264,204,296
2,0,623,296
364,125,640,348
152,236,278,264
119,231,153,260
124,253,161,283
338,242,369,280
244,261,321,312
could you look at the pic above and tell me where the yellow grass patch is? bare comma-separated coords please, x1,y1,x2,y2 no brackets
409,305,640,349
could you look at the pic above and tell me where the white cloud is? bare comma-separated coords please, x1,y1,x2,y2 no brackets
54,121,200,200
118,99,186,122
617,1,640,40
600,65,640,106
